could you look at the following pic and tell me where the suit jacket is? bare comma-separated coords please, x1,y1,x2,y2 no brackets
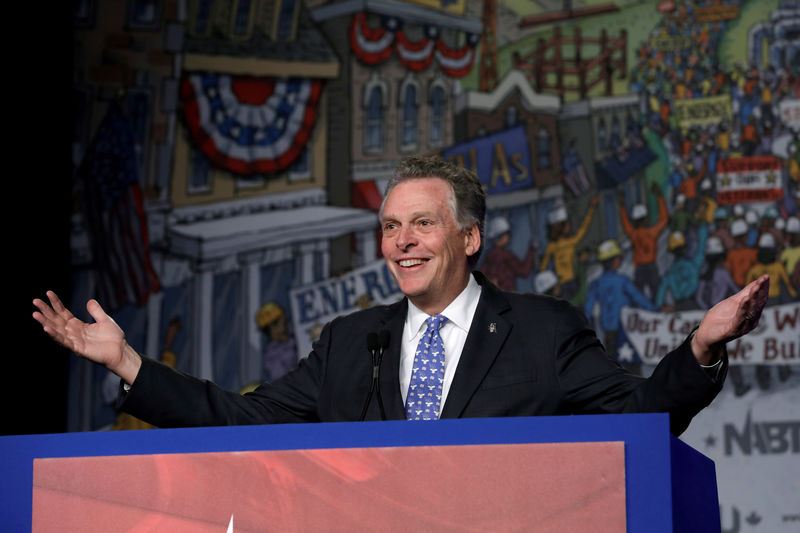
122,272,725,435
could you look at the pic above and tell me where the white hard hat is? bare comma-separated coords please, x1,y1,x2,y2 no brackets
700,179,712,191
547,206,568,225
733,204,745,217
745,210,759,225
787,216,800,234
487,216,511,240
675,193,686,206
757,233,776,249
775,218,786,231
731,219,748,236
535,270,558,293
631,204,647,221
705,236,724,255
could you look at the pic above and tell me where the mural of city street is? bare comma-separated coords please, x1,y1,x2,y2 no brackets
41,0,800,530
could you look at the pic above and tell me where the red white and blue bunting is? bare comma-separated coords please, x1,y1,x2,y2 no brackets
349,12,478,77
180,73,322,175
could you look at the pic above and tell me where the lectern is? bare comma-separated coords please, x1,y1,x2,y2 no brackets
1,414,719,532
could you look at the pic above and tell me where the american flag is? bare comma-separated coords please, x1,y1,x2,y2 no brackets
77,102,161,311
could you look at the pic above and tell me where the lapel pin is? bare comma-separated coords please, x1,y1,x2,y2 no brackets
488,322,497,333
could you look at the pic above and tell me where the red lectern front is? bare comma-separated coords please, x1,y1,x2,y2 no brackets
1,414,720,532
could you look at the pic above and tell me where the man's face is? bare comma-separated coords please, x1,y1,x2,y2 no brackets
380,178,480,315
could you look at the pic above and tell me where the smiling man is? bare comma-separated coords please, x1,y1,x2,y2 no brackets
380,162,482,315
34,155,770,434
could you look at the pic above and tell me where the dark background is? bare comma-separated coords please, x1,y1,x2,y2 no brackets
5,4,73,435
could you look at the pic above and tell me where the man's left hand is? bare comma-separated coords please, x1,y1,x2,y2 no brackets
691,274,770,366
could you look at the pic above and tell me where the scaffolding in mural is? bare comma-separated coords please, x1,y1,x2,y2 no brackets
513,26,627,102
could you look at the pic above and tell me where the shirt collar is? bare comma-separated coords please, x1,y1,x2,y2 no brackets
405,273,482,340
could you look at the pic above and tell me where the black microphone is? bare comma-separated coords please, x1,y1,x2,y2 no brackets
359,332,380,421
374,330,389,420
359,331,389,421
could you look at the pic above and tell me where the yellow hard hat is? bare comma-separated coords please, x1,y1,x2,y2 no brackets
597,239,622,261
668,231,686,250
256,302,283,329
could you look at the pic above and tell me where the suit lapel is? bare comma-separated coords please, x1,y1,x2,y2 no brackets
440,275,511,419
377,298,408,420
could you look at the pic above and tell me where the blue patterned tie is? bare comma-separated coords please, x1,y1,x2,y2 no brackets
406,315,447,421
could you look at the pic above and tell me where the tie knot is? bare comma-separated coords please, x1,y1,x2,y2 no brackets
426,314,448,331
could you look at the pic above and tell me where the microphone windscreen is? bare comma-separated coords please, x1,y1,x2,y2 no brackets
366,332,379,351
378,330,390,349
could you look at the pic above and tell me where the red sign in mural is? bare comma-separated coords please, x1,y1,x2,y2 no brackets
716,156,784,205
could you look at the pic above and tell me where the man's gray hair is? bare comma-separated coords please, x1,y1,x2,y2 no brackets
380,155,486,266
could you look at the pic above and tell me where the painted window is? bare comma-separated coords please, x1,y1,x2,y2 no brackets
537,127,551,170
232,0,253,37
597,118,607,153
189,149,211,193
506,106,518,128
429,83,446,147
275,0,297,41
192,0,213,36
127,0,161,30
365,86,384,153
400,83,419,150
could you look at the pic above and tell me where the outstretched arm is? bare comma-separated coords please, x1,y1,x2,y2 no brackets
691,274,770,366
32,291,142,385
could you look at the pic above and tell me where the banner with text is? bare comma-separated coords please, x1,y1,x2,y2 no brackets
621,303,799,365
694,4,740,22
716,156,784,205
289,260,404,360
672,94,732,130
442,124,534,195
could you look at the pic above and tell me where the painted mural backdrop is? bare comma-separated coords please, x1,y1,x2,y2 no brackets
68,1,798,530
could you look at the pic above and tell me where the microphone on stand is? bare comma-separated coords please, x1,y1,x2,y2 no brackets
359,333,379,421
359,330,390,421
375,330,389,420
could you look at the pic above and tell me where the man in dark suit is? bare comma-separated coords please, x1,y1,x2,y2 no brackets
33,156,770,435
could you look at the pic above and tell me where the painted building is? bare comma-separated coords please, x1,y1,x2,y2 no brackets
69,0,378,430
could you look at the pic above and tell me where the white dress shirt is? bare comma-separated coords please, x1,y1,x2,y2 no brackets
399,274,482,410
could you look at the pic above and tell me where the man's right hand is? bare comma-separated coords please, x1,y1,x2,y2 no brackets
33,291,142,385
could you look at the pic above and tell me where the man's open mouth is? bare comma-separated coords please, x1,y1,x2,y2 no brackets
398,259,428,267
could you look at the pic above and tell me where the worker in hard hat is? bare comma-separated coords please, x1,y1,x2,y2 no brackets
533,270,559,297
745,233,797,301
744,209,760,247
695,179,716,222
744,233,796,390
710,206,735,250
655,223,709,310
584,239,657,373
539,195,599,301
618,183,668,299
669,193,698,236
725,218,759,288
697,236,750,396
257,301,297,383
780,216,800,291
676,157,706,216
696,236,739,312
481,215,536,292
759,206,784,252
